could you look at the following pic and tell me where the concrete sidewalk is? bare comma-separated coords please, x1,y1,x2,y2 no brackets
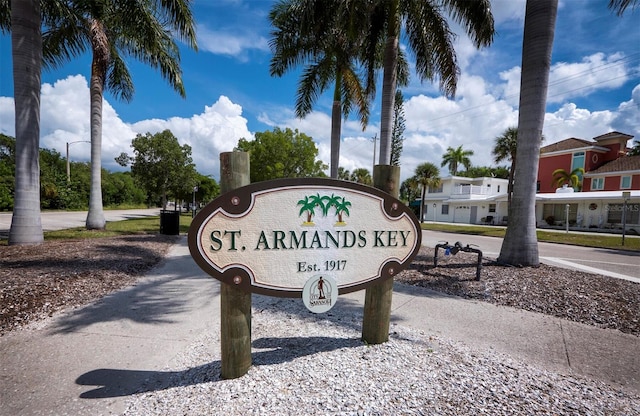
1,237,638,415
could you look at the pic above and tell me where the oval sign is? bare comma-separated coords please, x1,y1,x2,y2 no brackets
188,178,422,298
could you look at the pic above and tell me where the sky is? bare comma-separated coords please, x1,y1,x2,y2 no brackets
0,0,639,184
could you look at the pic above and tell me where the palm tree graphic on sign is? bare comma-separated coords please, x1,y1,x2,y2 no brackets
297,193,351,226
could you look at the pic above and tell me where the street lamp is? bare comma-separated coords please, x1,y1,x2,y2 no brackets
622,191,630,246
66,141,91,183
565,204,570,233
192,186,198,218
433,203,437,222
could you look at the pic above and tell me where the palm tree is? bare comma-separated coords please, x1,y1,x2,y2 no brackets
269,0,373,179
609,0,639,15
363,0,494,165
497,0,558,267
4,0,43,244
43,0,197,229
400,176,420,204
628,140,640,156
552,167,584,191
413,162,441,223
350,168,372,185
390,89,405,167
492,127,518,210
441,145,474,175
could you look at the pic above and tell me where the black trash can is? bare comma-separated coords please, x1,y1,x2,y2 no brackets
160,210,180,235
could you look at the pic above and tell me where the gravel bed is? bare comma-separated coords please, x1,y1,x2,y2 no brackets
2,237,639,414
123,296,639,416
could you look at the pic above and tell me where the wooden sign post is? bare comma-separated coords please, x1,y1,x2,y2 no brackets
362,165,400,344
219,152,251,379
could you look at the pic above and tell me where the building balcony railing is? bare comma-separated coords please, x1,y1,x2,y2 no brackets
450,185,491,199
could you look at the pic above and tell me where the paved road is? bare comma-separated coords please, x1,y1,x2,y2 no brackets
2,210,638,282
423,230,640,283
0,208,161,237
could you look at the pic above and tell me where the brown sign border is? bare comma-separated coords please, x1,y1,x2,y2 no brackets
188,177,422,298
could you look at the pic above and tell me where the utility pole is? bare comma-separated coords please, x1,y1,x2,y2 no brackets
66,141,90,183
371,134,377,172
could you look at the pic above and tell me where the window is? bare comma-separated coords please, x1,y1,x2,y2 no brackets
428,184,443,193
621,176,631,189
607,203,639,224
536,181,540,192
497,185,501,193
441,204,449,215
572,151,585,172
543,204,578,223
488,204,496,213
591,177,604,190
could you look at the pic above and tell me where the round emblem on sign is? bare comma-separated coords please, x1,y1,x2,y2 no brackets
302,274,338,313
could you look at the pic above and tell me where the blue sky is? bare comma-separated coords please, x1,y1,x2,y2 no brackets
1,0,639,183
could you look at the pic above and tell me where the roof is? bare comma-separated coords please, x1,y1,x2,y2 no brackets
540,138,596,154
586,155,640,175
536,190,640,201
593,131,634,142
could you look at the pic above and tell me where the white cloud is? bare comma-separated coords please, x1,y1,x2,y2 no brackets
3,75,253,178
2,72,638,188
547,53,630,103
196,24,269,61
612,83,640,146
129,95,253,176
497,53,633,106
0,97,15,136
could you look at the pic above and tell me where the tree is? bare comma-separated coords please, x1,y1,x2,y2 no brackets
551,167,585,191
492,127,518,210
193,173,220,205
4,0,44,244
0,133,16,211
413,162,441,223
497,0,558,267
269,0,372,179
236,127,327,183
390,89,405,166
456,165,510,179
609,0,639,15
363,0,494,165
400,176,420,205
349,168,372,185
43,0,197,229
628,140,640,156
441,145,474,175
337,167,351,181
127,130,197,209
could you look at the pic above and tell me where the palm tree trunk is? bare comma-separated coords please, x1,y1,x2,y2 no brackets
9,0,44,245
86,56,106,229
330,73,342,178
507,159,515,211
498,0,558,266
378,0,399,166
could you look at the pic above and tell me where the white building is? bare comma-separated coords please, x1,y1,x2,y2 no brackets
415,177,640,233
415,176,510,225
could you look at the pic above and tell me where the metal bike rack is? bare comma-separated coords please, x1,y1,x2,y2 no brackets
434,241,483,281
